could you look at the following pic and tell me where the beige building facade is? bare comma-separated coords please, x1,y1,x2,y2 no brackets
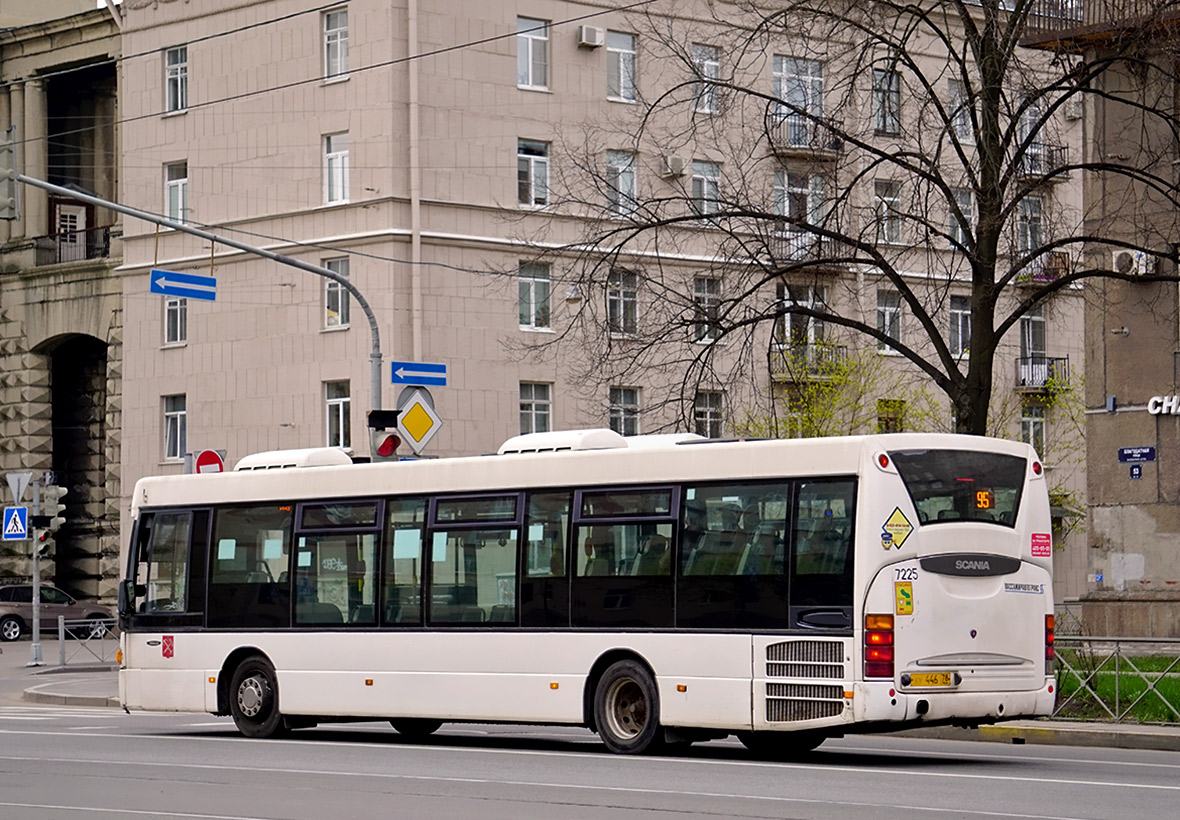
112,2,1087,601
0,6,123,599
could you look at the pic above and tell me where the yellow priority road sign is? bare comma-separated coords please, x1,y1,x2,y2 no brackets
396,387,443,455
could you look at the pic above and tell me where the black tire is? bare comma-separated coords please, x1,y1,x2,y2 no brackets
737,730,824,758
389,718,443,739
229,657,286,739
593,659,662,754
0,615,22,642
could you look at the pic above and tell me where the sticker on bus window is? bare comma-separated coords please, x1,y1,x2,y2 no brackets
1031,533,1051,557
881,507,913,550
894,582,914,615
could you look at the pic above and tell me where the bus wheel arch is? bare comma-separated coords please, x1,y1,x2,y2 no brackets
588,652,663,754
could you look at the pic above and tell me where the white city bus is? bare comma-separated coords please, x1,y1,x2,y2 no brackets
118,430,1056,754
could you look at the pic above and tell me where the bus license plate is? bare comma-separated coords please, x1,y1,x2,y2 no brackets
909,672,955,687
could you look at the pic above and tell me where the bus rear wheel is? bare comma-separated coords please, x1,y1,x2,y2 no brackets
230,657,286,738
737,730,824,758
390,718,443,739
594,659,662,754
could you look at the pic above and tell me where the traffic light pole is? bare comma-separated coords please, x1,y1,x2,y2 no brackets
27,482,42,667
9,173,384,412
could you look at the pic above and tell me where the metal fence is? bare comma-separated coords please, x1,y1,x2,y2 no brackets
56,616,118,667
1053,635,1180,723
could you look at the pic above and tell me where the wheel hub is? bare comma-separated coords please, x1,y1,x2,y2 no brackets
237,676,267,718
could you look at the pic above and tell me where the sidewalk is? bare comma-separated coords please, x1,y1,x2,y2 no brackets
3,641,1179,751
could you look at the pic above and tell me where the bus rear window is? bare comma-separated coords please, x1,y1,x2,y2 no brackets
889,449,1025,528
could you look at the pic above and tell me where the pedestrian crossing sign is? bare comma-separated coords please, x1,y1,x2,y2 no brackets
3,506,28,541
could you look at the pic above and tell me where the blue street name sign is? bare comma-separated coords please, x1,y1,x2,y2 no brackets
1118,446,1156,464
150,269,217,301
391,360,447,386
3,506,28,541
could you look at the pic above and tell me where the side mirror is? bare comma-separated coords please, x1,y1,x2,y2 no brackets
118,579,137,618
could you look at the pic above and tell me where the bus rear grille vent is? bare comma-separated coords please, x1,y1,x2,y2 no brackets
766,640,843,664
767,662,843,679
765,683,845,722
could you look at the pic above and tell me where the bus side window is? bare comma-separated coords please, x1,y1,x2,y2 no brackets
207,505,293,629
384,497,427,626
791,480,855,608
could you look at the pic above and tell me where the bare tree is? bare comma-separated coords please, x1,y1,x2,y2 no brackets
523,0,1180,435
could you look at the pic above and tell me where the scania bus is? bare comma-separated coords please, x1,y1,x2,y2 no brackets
118,430,1056,754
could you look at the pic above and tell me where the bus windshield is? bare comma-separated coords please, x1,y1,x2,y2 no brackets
889,449,1026,527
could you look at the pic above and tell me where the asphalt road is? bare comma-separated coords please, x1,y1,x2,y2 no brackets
1,707,1178,820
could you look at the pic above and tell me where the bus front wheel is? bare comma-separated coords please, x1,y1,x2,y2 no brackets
229,657,286,739
594,659,662,754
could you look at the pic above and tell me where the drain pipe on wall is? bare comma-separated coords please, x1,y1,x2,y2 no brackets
408,0,424,361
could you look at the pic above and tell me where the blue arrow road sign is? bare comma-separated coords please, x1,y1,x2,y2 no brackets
3,506,28,541
391,361,447,386
150,269,217,301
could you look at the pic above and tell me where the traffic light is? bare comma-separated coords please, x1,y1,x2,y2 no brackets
33,529,52,558
367,409,401,462
42,484,67,533
0,135,17,221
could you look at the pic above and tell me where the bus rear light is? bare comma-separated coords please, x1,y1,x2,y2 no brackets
1032,461,1043,476
877,453,890,469
1045,614,1056,673
865,613,895,678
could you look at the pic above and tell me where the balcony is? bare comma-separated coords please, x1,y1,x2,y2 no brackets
1016,251,1072,285
1015,355,1070,392
1023,0,1179,48
36,225,112,266
767,112,842,161
770,343,847,382
771,228,839,267
1017,142,1070,181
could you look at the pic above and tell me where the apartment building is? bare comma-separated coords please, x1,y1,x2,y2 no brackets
114,2,1087,599
0,3,122,599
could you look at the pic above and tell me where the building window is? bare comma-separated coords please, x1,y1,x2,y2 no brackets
949,295,971,357
606,150,637,216
1020,305,1046,359
324,133,349,204
163,394,186,461
519,261,551,329
875,180,901,244
877,289,902,352
949,188,974,247
520,382,551,434
325,381,351,448
1018,195,1043,254
948,79,972,143
165,162,188,224
693,44,720,114
517,139,549,207
773,56,824,146
165,46,188,112
693,276,721,342
691,160,721,217
694,391,724,439
873,68,901,135
607,269,638,335
164,297,187,345
777,284,826,348
1021,403,1046,457
517,17,549,89
607,31,637,101
324,8,349,79
609,387,640,436
877,399,906,434
774,170,825,258
324,257,350,328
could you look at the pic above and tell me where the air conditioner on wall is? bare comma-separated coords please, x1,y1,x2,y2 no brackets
1112,249,1149,277
577,26,605,48
659,155,686,178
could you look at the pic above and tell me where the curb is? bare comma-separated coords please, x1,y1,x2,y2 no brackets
21,685,121,708
902,723,1180,753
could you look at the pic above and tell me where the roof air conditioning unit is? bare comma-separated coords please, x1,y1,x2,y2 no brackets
1112,249,1148,277
577,26,605,48
659,154,686,178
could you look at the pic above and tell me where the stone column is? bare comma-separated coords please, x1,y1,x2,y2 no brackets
6,83,24,241
23,78,47,239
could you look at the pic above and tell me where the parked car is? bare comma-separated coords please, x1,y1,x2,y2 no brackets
0,584,112,641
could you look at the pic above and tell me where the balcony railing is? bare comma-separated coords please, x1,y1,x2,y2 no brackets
771,228,837,265
771,343,847,381
767,111,842,158
1015,355,1070,391
1025,0,1174,34
1018,142,1070,180
1016,251,1072,284
37,225,112,266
